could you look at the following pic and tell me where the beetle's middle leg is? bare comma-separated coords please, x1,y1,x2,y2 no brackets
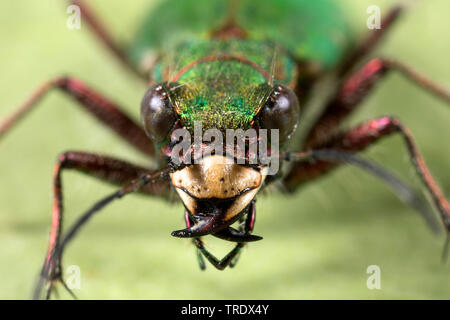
38,151,170,299
303,58,450,150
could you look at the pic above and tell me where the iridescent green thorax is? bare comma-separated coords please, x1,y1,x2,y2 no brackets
154,39,297,132
130,0,354,134
130,0,353,71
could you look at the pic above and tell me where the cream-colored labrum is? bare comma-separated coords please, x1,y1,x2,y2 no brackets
170,155,268,223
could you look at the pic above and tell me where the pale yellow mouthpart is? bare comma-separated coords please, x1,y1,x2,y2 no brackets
170,155,268,221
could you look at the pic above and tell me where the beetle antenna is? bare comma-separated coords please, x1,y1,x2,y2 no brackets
33,168,170,299
59,168,169,254
281,150,442,235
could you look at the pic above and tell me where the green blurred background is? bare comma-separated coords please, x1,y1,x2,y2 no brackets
0,0,449,299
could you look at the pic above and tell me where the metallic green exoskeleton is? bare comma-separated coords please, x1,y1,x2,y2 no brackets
132,0,353,134
135,0,357,266
4,0,450,300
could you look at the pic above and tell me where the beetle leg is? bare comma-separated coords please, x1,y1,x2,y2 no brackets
284,117,450,252
69,0,145,78
337,3,404,77
303,58,450,149
35,151,169,299
0,76,155,157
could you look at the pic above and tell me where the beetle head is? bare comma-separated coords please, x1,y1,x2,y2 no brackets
169,155,268,239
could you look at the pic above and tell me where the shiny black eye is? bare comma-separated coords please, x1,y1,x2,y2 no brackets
257,84,300,142
141,84,177,143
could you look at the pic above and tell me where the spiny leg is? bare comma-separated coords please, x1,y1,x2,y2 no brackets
0,76,154,156
187,199,257,271
302,0,449,149
37,151,170,299
286,117,398,188
284,117,450,250
69,0,145,78
39,167,170,300
304,58,450,149
337,2,404,77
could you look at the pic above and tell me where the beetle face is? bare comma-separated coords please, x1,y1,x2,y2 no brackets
170,155,268,237
141,64,299,239
139,80,299,239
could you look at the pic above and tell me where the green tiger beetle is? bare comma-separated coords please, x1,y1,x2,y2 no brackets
1,0,450,299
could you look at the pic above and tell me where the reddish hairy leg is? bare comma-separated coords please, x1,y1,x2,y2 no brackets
69,0,145,78
0,76,163,298
286,55,450,189
284,117,450,243
0,76,154,157
284,7,450,259
304,57,450,149
40,151,170,299
337,3,404,77
296,2,449,148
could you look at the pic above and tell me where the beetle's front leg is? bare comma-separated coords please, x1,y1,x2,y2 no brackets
36,151,170,299
338,3,403,77
69,0,145,78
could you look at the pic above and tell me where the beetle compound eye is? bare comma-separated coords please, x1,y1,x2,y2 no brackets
257,84,300,142
141,84,177,143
